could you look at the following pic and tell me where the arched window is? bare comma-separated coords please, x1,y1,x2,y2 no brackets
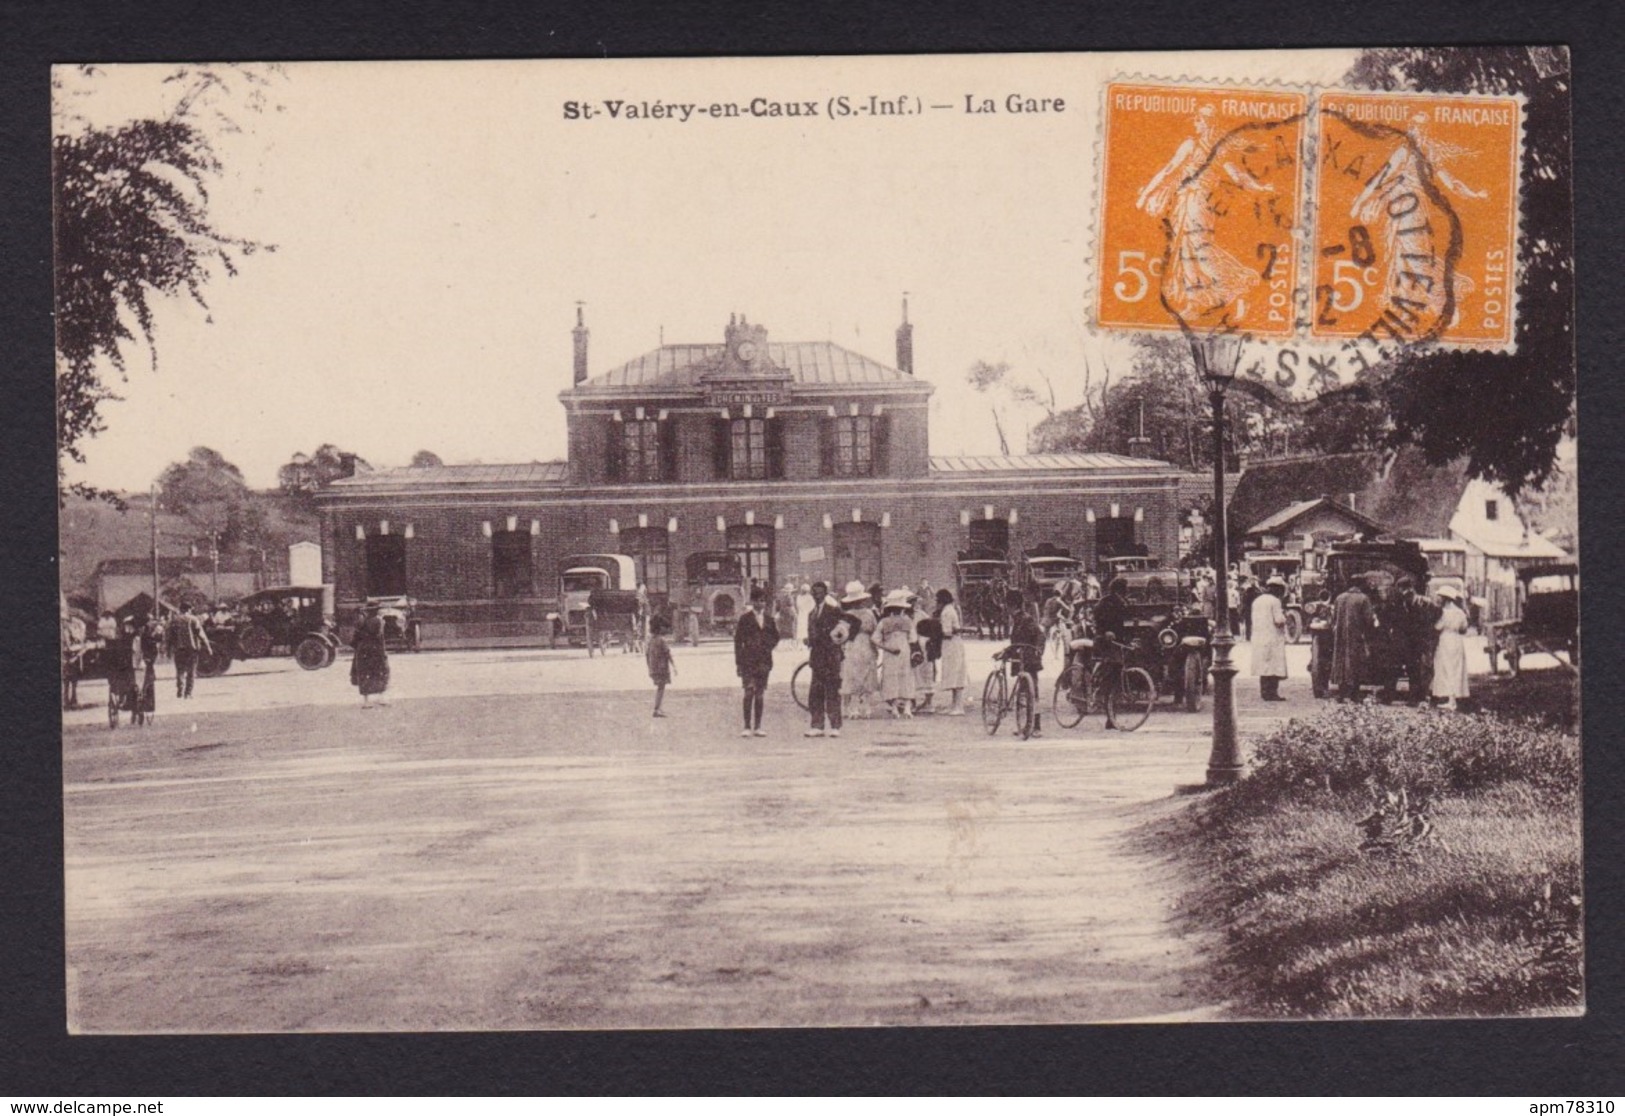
833,521,882,589
491,530,534,598
726,524,775,588
364,534,409,598
620,527,670,593
967,517,1009,554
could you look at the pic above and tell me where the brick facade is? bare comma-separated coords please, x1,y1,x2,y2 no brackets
319,313,1184,641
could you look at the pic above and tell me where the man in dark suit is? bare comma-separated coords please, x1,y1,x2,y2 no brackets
1091,577,1132,730
734,586,779,737
803,581,847,738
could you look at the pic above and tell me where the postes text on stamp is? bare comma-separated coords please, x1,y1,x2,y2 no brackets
1312,91,1521,351
1097,82,1307,338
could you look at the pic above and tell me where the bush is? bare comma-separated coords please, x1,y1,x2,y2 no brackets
1155,704,1582,1017
1234,704,1578,811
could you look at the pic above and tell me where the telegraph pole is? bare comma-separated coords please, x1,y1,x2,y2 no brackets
150,482,161,617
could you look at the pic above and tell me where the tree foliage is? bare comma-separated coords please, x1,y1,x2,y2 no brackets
156,445,266,554
278,444,370,512
410,449,444,468
1340,47,1573,494
53,65,278,503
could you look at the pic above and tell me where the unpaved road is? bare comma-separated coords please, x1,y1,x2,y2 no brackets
64,642,1327,1031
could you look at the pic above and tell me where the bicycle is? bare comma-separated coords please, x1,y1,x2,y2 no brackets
790,659,811,710
1051,636,1156,732
981,645,1040,739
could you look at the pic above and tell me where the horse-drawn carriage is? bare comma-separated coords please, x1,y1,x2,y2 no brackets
1487,562,1579,676
953,547,1013,639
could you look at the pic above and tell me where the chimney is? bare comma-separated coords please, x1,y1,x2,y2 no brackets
572,302,590,385
895,294,914,375
337,452,359,479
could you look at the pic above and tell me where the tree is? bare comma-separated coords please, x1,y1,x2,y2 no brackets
1340,47,1573,494
278,444,370,512
157,446,263,555
965,360,1015,455
53,65,279,503
410,450,444,468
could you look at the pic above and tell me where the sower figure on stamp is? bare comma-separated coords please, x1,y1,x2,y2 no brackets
734,586,778,738
803,581,845,738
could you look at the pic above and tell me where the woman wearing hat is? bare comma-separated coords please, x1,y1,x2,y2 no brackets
876,589,918,717
1431,585,1471,710
1251,575,1290,700
840,580,879,719
935,587,968,715
350,601,391,707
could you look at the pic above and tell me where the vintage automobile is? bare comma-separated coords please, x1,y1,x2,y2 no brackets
1487,562,1579,676
1240,550,1309,642
1318,536,1432,697
550,554,637,652
683,550,749,641
1100,563,1212,712
196,585,340,675
1018,544,1083,607
1418,539,1484,631
363,594,424,652
953,546,1013,639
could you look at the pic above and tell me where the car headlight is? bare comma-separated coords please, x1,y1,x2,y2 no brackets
1158,627,1179,650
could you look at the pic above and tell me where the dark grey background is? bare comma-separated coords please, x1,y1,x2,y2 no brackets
3,0,1620,1095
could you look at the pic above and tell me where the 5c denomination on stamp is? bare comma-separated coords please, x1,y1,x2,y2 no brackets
1312,91,1522,351
1096,81,1308,338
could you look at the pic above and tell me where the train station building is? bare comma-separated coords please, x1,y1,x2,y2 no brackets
317,307,1186,644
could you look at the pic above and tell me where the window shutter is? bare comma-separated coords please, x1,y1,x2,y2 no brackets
713,418,731,479
819,418,835,476
873,415,892,476
766,418,785,479
605,418,624,482
659,418,679,482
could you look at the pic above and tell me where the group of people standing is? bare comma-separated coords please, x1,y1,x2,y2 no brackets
1254,574,1468,709
1308,574,1472,709
721,579,971,738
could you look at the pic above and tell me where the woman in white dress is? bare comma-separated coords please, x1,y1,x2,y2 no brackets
1431,585,1471,710
935,588,968,715
876,590,917,717
1249,576,1290,700
839,580,878,719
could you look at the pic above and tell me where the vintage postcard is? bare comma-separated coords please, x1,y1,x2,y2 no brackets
56,48,1578,1031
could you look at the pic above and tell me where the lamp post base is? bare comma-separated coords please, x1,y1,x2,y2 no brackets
1199,635,1244,789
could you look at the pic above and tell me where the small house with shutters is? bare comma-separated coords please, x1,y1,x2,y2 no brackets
316,306,1187,644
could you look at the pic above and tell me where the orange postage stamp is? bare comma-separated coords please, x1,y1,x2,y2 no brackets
1096,81,1308,337
1310,91,1522,350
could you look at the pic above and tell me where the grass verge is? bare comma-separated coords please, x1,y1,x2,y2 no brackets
1150,702,1582,1018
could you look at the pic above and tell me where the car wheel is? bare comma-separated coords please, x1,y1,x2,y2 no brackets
238,624,273,659
1183,654,1204,712
295,637,330,671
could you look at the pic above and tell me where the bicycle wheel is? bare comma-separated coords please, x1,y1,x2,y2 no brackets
790,661,811,711
1052,661,1089,729
1110,667,1156,732
1013,673,1036,739
981,670,1007,735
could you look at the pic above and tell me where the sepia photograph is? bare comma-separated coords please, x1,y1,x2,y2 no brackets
54,47,1580,1034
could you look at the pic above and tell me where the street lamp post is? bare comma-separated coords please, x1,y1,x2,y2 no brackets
1190,330,1247,786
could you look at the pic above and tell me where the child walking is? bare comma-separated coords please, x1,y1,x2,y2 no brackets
647,614,675,716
